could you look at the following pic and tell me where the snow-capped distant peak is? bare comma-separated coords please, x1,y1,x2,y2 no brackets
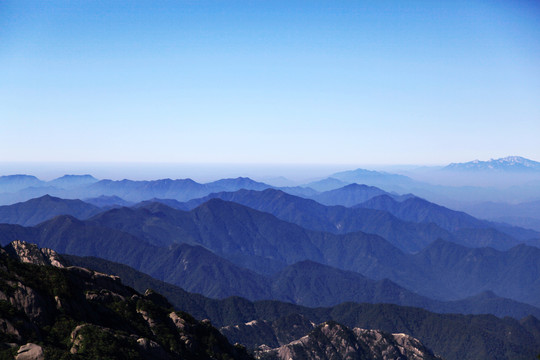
444,156,540,172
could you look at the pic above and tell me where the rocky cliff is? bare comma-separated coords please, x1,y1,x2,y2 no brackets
0,241,252,360
255,321,443,360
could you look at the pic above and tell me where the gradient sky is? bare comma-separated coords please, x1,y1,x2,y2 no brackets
1,0,539,167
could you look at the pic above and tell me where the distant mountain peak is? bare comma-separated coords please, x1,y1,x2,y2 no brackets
445,156,540,172
342,183,377,189
0,174,40,180
54,174,97,180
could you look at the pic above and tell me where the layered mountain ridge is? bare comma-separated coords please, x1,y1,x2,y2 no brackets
1,167,540,360
64,252,540,360
0,196,539,308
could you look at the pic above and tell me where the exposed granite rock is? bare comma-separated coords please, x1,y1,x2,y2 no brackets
5,241,66,268
16,343,44,360
0,241,254,360
8,282,54,326
169,311,190,331
255,321,443,360
69,324,88,354
221,313,316,349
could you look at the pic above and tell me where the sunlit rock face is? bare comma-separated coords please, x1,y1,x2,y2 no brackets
255,321,443,360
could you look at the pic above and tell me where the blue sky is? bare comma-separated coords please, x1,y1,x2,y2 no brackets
1,0,539,167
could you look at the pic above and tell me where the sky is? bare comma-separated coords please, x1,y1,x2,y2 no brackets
1,0,539,173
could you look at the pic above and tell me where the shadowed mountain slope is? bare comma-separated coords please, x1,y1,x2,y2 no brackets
0,217,271,300
0,174,44,193
181,188,528,251
65,244,540,320
181,189,452,253
0,175,278,205
57,254,540,360
309,183,391,206
83,194,134,208
1,200,540,307
81,177,271,202
60,200,540,307
0,195,101,226
356,194,540,242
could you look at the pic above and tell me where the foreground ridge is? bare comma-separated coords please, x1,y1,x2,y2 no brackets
255,321,443,360
0,241,252,360
0,241,444,360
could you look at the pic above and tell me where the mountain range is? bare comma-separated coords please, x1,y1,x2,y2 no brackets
2,158,540,207
460,199,540,232
0,176,275,205
1,197,540,310
180,189,539,250
0,194,101,226
62,252,540,360
5,240,485,360
2,165,540,360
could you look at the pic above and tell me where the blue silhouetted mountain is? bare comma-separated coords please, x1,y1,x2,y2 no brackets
408,239,540,306
355,194,539,246
64,251,540,325
83,195,134,208
0,174,44,193
356,194,481,229
48,174,99,188
89,199,325,273
0,216,270,300
0,194,101,226
309,162,540,205
180,189,451,252
2,198,539,307
93,200,540,308
0,175,277,205
460,199,540,232
180,188,530,251
81,177,272,202
134,197,189,211
269,260,540,319
309,183,391,207
305,177,350,192
327,168,420,192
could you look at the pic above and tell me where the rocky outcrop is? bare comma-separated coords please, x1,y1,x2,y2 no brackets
255,321,443,360
221,313,316,349
0,241,253,360
15,343,44,360
5,240,66,268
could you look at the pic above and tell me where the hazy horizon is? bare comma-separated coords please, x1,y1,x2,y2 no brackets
1,155,539,187
0,160,428,183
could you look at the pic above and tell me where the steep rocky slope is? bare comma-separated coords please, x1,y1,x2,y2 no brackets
255,321,443,360
0,241,252,360
66,254,540,360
